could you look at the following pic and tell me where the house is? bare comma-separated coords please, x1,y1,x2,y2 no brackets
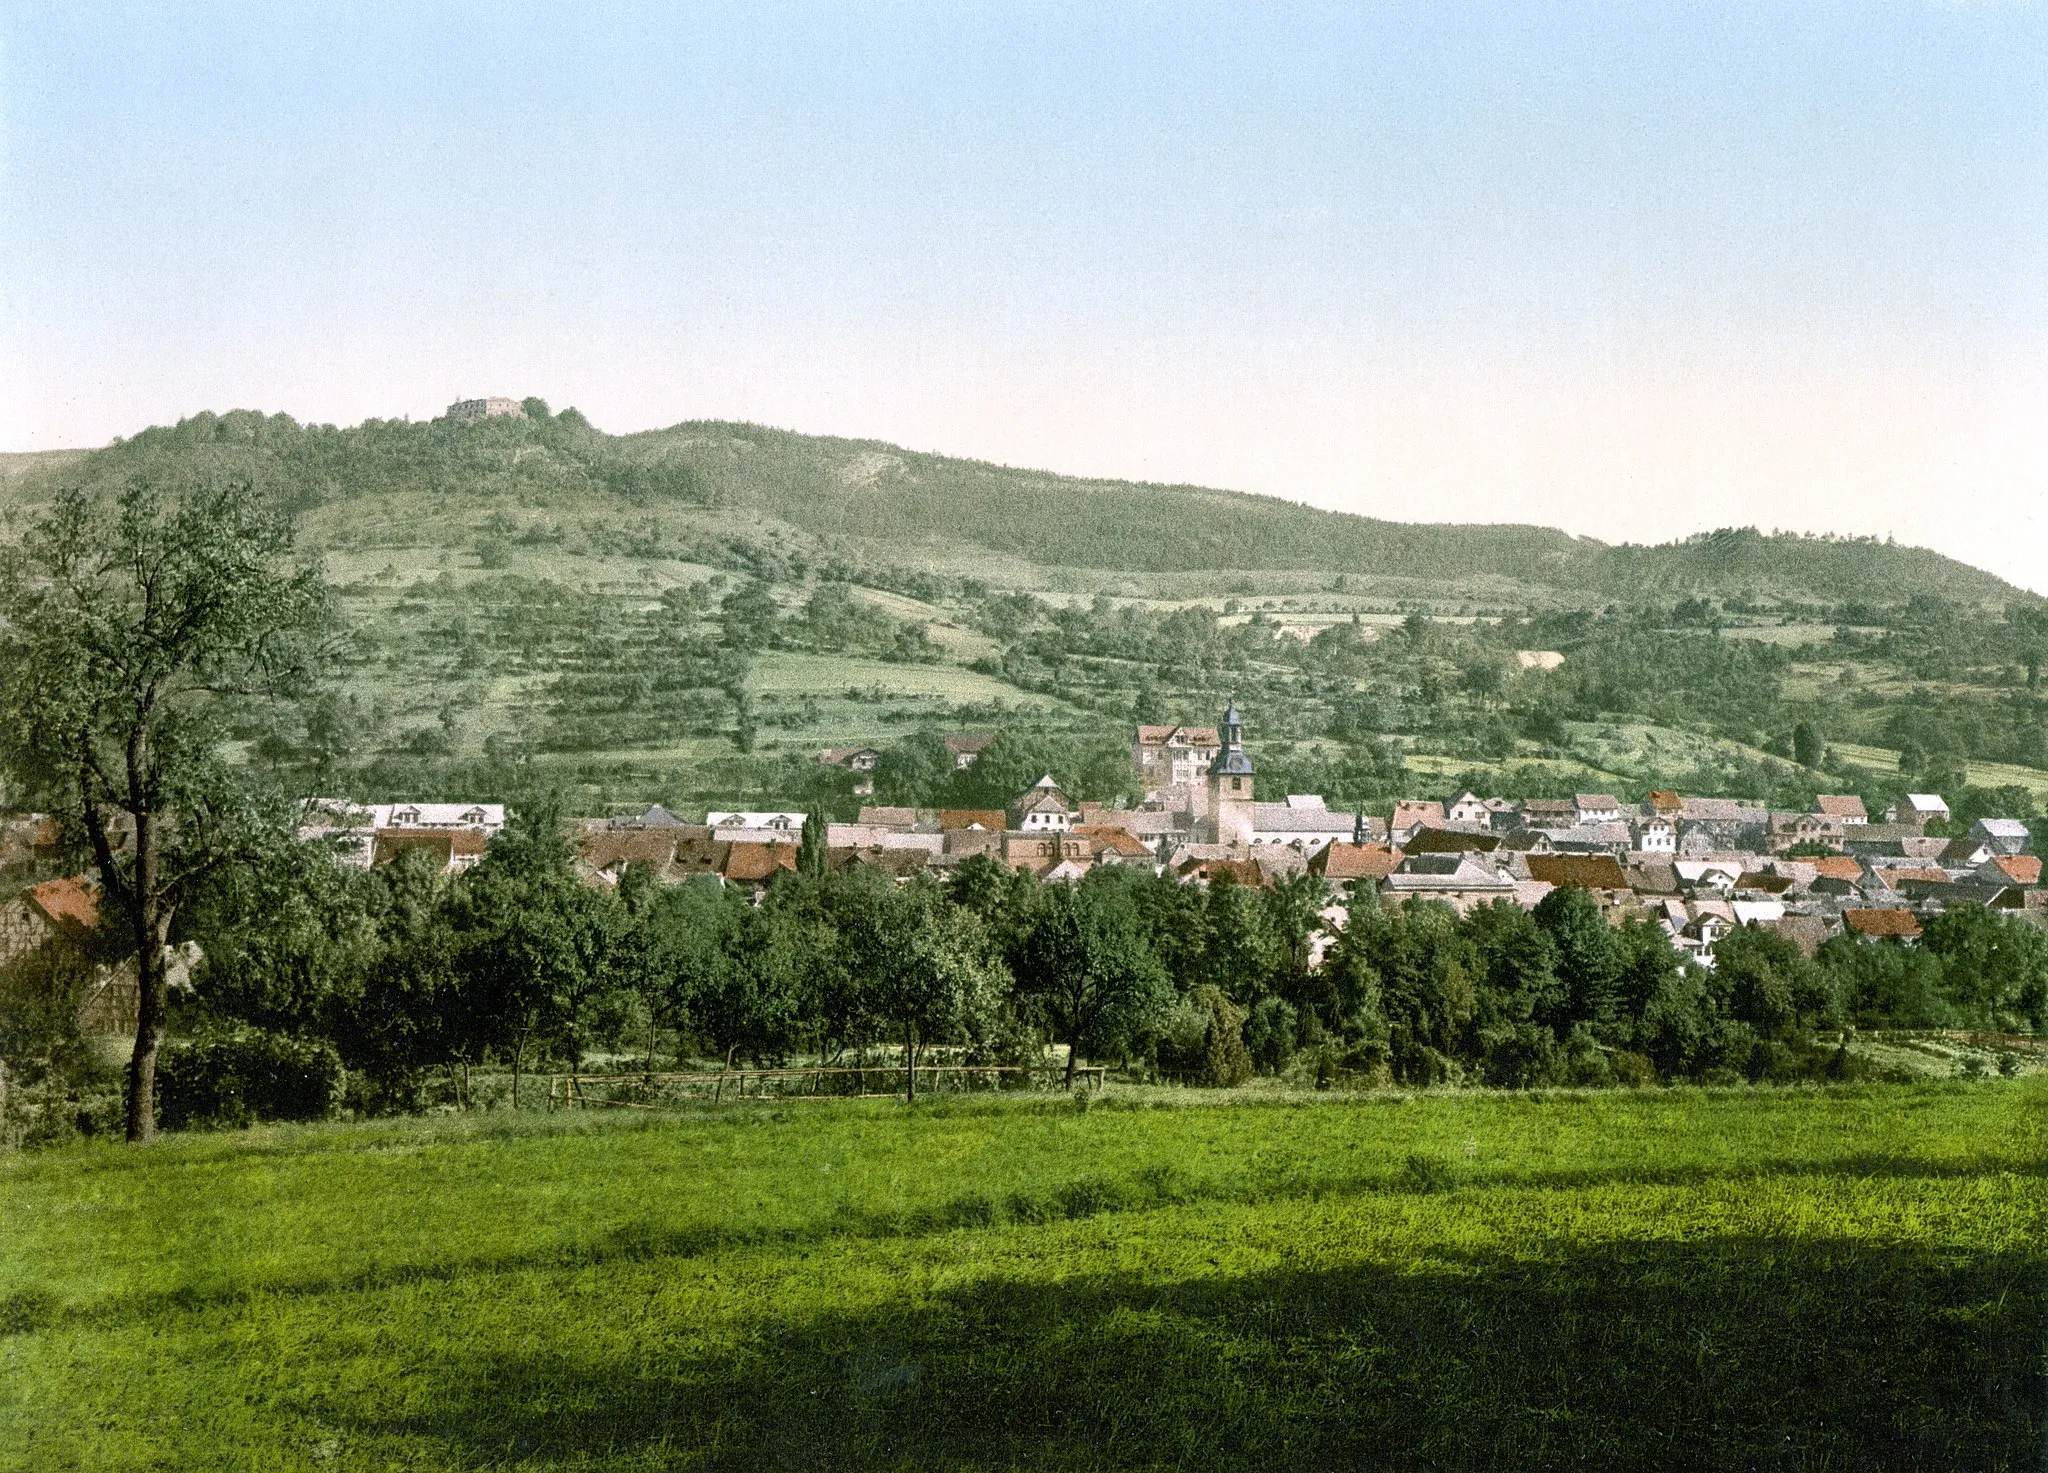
1886,794,1950,827
1769,915,1832,958
1132,724,1221,792
615,804,688,829
1380,854,1518,913
577,827,686,886
1526,854,1630,894
1074,826,1155,864
1646,790,1684,816
1248,796,1366,853
829,846,933,881
1389,800,1446,845
1843,907,1922,941
820,746,880,795
706,810,808,842
1445,790,1492,826
374,828,491,873
0,877,191,1035
1970,818,2031,856
1808,854,1865,896
721,842,798,892
1001,831,1088,876
1980,854,2042,888
941,732,998,769
1814,795,1868,825
1873,866,1953,902
1769,813,1844,854
1403,827,1502,856
1970,854,2042,909
384,802,504,832
1574,794,1623,825
1843,826,1950,861
855,806,921,831
1309,842,1404,886
1175,855,1267,888
1626,859,1681,896
1012,776,1074,832
825,824,943,855
1548,822,1633,857
1688,899,1737,952
1731,899,1787,927
302,800,505,868
1633,815,1678,854
1519,798,1577,830
1732,871,1794,895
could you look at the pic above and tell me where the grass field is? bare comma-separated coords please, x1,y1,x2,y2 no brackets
2,1081,2042,1471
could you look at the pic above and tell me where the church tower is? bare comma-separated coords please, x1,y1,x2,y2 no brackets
1206,700,1255,846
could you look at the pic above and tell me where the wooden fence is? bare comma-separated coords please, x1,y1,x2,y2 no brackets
545,1062,1106,1108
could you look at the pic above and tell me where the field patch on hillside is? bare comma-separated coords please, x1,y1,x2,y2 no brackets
2,1082,2040,1471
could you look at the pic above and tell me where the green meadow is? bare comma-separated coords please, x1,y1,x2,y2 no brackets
2,1081,2042,1471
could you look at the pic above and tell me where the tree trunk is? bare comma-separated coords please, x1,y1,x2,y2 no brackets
1065,1026,1079,1090
123,894,171,1142
905,1020,916,1105
512,1028,526,1110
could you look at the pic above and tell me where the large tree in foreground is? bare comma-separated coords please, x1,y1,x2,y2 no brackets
0,479,329,1141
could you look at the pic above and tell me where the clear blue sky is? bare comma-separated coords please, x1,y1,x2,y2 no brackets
4,3,2045,585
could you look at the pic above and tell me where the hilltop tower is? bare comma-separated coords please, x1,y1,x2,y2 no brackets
1205,700,1255,846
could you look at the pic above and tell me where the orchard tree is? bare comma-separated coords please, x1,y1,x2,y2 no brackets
1012,878,1170,1086
0,479,329,1141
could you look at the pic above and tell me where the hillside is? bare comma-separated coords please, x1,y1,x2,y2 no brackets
4,407,2021,605
6,404,2045,818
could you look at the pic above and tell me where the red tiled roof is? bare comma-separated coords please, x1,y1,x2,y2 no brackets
1876,866,1951,887
1990,854,2043,885
722,842,798,883
1526,854,1630,891
1815,794,1868,820
1646,790,1683,814
1734,871,1794,894
939,809,1007,832
1391,800,1445,830
1176,856,1266,887
1812,855,1864,881
1403,827,1501,854
1310,843,1403,880
578,830,680,871
1844,908,1922,938
1074,825,1152,857
26,876,98,940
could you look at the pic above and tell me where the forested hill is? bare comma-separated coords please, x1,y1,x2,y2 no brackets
3,407,2020,605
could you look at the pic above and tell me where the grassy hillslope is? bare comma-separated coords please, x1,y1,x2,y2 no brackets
5,408,2023,605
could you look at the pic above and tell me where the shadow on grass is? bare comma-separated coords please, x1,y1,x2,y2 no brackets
10,1149,2042,1340
336,1235,2044,1472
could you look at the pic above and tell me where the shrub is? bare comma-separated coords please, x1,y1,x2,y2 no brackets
1243,997,1298,1074
1189,985,1252,1088
156,1026,346,1131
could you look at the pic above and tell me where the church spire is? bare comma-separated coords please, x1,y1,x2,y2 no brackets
1212,699,1252,776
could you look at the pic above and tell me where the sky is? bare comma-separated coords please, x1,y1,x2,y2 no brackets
3,3,2046,586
